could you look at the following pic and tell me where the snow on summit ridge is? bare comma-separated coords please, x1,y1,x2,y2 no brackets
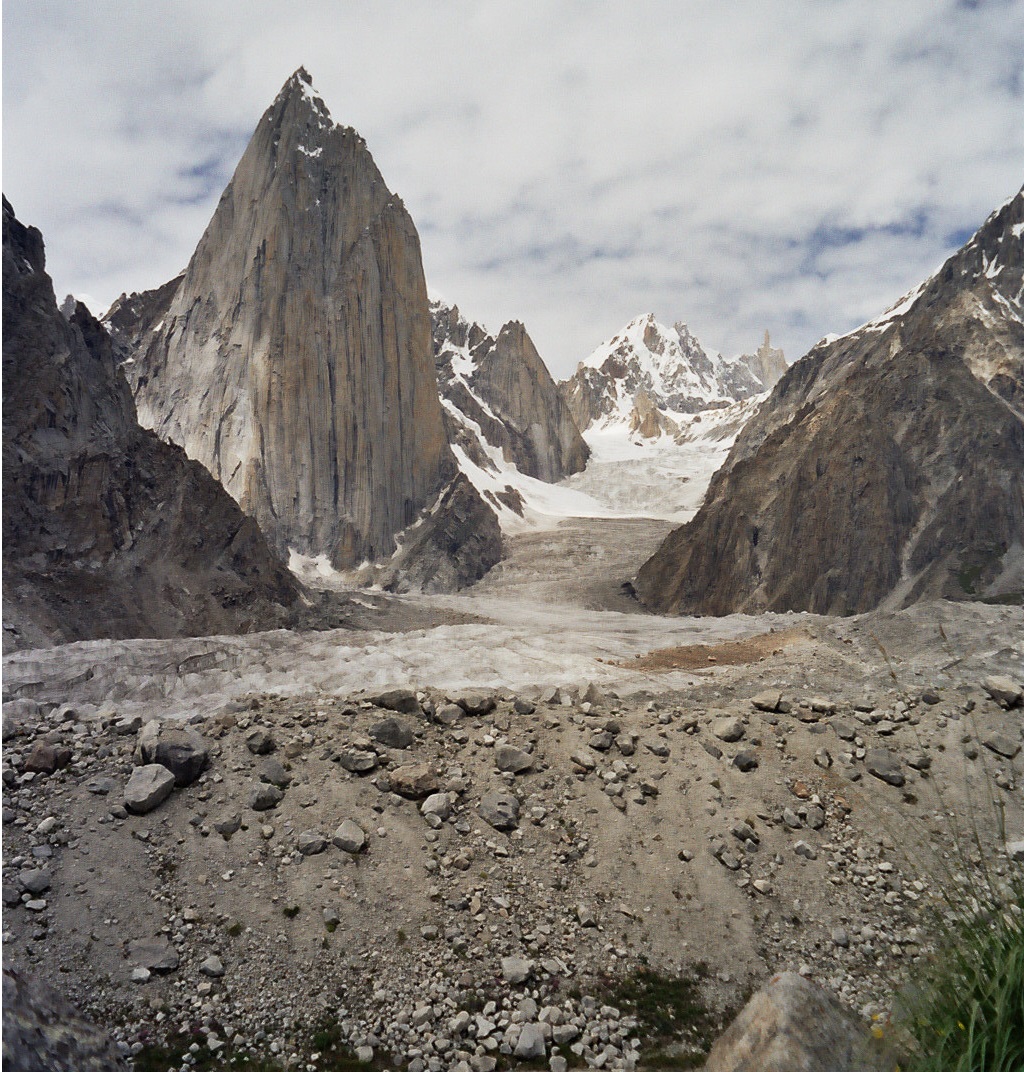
561,313,786,437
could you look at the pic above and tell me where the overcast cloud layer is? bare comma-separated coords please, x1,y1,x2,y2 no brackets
4,1,1024,377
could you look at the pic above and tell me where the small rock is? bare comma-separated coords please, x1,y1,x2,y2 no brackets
421,793,452,821
199,955,225,978
369,717,414,749
982,676,1023,709
245,728,275,755
983,733,1021,759
259,758,290,787
495,745,533,774
248,784,284,811
297,830,327,855
368,688,422,715
501,956,533,985
713,717,745,743
213,813,242,838
333,820,367,854
128,936,179,974
514,1023,547,1059
793,841,817,860
24,742,72,775
453,691,496,716
18,869,51,895
864,748,904,787
338,750,378,774
124,765,176,815
479,790,520,831
733,750,758,772
751,690,782,713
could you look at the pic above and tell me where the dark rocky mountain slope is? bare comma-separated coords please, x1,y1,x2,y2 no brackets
635,188,1024,616
2,198,303,651
109,70,497,587
431,300,588,491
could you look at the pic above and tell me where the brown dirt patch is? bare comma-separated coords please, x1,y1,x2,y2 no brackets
621,627,813,671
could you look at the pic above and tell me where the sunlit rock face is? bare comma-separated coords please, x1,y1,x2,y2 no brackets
113,69,456,569
635,188,1024,616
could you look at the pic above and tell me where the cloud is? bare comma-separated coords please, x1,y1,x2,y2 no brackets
3,0,1023,377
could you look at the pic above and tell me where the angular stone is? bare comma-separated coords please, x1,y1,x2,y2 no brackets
245,728,275,756
751,690,782,713
135,721,211,786
703,971,880,1072
369,689,422,716
248,783,283,811
199,955,225,978
983,733,1021,759
479,790,520,831
864,748,904,787
501,956,533,985
389,763,439,799
733,750,759,772
369,717,414,749
18,869,51,895
124,765,175,815
213,813,242,838
454,692,497,716
333,820,367,854
23,741,72,775
713,717,745,743
297,830,327,855
514,1022,547,1059
128,937,179,974
260,758,290,787
982,676,1023,709
495,744,533,774
338,749,378,774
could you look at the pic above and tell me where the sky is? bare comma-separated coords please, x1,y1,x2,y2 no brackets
4,1,1024,379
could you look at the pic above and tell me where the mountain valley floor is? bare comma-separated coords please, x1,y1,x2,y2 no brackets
3,514,1023,1069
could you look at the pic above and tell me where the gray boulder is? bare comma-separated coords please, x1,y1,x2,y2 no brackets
248,783,283,811
479,790,520,831
124,765,175,815
368,689,422,716
333,820,367,854
369,717,414,749
495,744,533,774
135,720,210,786
864,749,904,787
127,937,179,974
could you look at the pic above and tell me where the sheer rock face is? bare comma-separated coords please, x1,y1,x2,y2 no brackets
560,314,785,436
115,69,455,568
635,189,1024,617
432,301,589,482
2,197,302,651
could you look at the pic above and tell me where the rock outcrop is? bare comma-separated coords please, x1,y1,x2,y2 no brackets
432,301,589,482
635,188,1024,616
703,972,887,1072
111,69,460,570
2,197,302,651
561,314,786,436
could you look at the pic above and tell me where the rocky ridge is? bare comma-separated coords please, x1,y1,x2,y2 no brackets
431,302,589,527
109,70,489,586
1,197,303,652
560,314,786,437
635,188,1024,616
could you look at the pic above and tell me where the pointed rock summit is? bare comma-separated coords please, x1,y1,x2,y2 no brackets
112,69,458,570
432,300,589,485
560,314,785,437
635,188,1024,615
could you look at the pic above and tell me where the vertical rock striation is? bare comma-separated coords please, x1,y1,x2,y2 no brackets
635,188,1024,616
115,69,457,569
2,197,302,651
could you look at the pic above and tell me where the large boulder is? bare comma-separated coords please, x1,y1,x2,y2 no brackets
134,720,210,786
123,765,175,815
703,972,888,1072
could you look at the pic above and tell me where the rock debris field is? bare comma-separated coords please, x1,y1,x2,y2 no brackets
3,545,1023,1069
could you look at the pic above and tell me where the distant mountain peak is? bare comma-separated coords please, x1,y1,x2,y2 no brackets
563,315,785,435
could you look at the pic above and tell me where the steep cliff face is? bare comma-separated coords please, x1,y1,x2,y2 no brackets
560,314,785,437
635,189,1024,616
432,301,589,483
116,69,457,569
2,197,302,651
